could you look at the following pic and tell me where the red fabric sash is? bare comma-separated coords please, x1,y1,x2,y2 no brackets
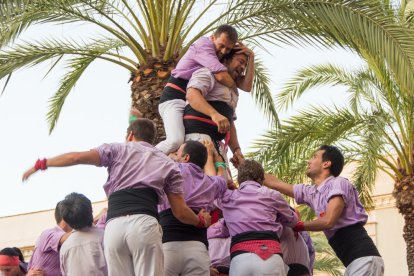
166,83,186,94
183,115,231,148
0,255,19,266
230,240,282,261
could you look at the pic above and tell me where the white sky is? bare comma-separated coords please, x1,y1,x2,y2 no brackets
0,9,364,217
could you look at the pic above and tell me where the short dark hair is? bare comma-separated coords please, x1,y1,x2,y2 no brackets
182,140,208,169
54,201,63,224
319,145,344,177
127,118,156,144
60,193,93,230
214,24,238,43
223,48,248,63
237,159,264,184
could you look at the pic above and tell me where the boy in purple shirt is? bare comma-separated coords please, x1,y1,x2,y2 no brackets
218,160,298,276
156,24,253,155
264,145,384,276
22,119,211,276
159,140,227,276
28,201,72,276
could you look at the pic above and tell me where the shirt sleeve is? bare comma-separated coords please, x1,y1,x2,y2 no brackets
327,177,350,206
164,163,184,194
186,68,214,97
293,184,314,206
93,143,119,167
194,38,227,73
41,228,65,253
273,191,299,227
211,176,228,199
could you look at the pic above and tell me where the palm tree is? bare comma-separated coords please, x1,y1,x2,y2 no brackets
1,0,414,143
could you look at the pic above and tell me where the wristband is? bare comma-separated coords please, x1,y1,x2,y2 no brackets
129,115,138,124
215,162,227,169
196,214,206,228
34,158,48,171
293,220,305,232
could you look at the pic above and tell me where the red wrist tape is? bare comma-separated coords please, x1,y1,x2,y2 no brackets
293,220,305,232
196,214,206,228
35,158,48,171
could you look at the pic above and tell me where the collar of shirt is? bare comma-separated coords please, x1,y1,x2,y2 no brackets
316,175,335,192
239,180,262,190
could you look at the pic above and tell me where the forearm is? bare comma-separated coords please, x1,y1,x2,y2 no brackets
303,217,334,232
263,173,294,197
236,56,254,92
172,204,200,226
228,121,240,153
187,89,219,117
204,154,217,176
214,71,236,88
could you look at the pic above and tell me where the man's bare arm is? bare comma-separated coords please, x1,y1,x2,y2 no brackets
22,151,101,181
303,196,345,231
187,88,230,133
236,45,254,92
263,173,294,198
214,71,237,88
167,193,211,227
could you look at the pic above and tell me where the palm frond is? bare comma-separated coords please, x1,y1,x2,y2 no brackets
251,57,279,127
312,233,344,276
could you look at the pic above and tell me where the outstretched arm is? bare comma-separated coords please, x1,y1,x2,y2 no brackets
22,150,101,181
263,173,294,198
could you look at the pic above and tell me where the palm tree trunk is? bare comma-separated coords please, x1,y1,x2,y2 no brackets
393,174,414,275
130,56,176,144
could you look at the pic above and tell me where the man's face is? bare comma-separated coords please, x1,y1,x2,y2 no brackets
226,53,248,80
211,33,234,59
0,266,20,276
176,144,189,163
306,150,328,179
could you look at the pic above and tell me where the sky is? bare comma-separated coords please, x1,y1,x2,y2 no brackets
0,10,364,217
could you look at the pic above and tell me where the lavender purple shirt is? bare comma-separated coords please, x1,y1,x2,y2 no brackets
217,181,298,237
159,162,227,212
293,176,368,239
171,37,227,80
280,227,310,270
28,226,65,275
208,219,231,268
94,141,183,204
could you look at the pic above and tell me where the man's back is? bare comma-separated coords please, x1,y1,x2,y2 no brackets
60,227,107,276
28,226,65,275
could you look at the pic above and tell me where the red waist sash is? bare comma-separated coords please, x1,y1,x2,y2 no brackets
230,239,282,261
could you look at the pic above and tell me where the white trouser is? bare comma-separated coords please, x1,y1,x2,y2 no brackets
156,99,186,154
163,241,210,276
185,133,232,179
230,253,288,276
345,256,384,276
104,214,163,276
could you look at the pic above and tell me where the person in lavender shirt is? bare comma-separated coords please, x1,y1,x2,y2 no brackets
280,227,311,276
159,140,227,276
184,47,254,177
28,201,72,276
58,193,107,276
264,145,384,276
22,119,211,276
207,218,231,276
217,159,298,276
157,24,251,155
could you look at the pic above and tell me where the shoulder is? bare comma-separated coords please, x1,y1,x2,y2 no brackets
194,37,213,48
330,176,353,190
191,67,213,79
